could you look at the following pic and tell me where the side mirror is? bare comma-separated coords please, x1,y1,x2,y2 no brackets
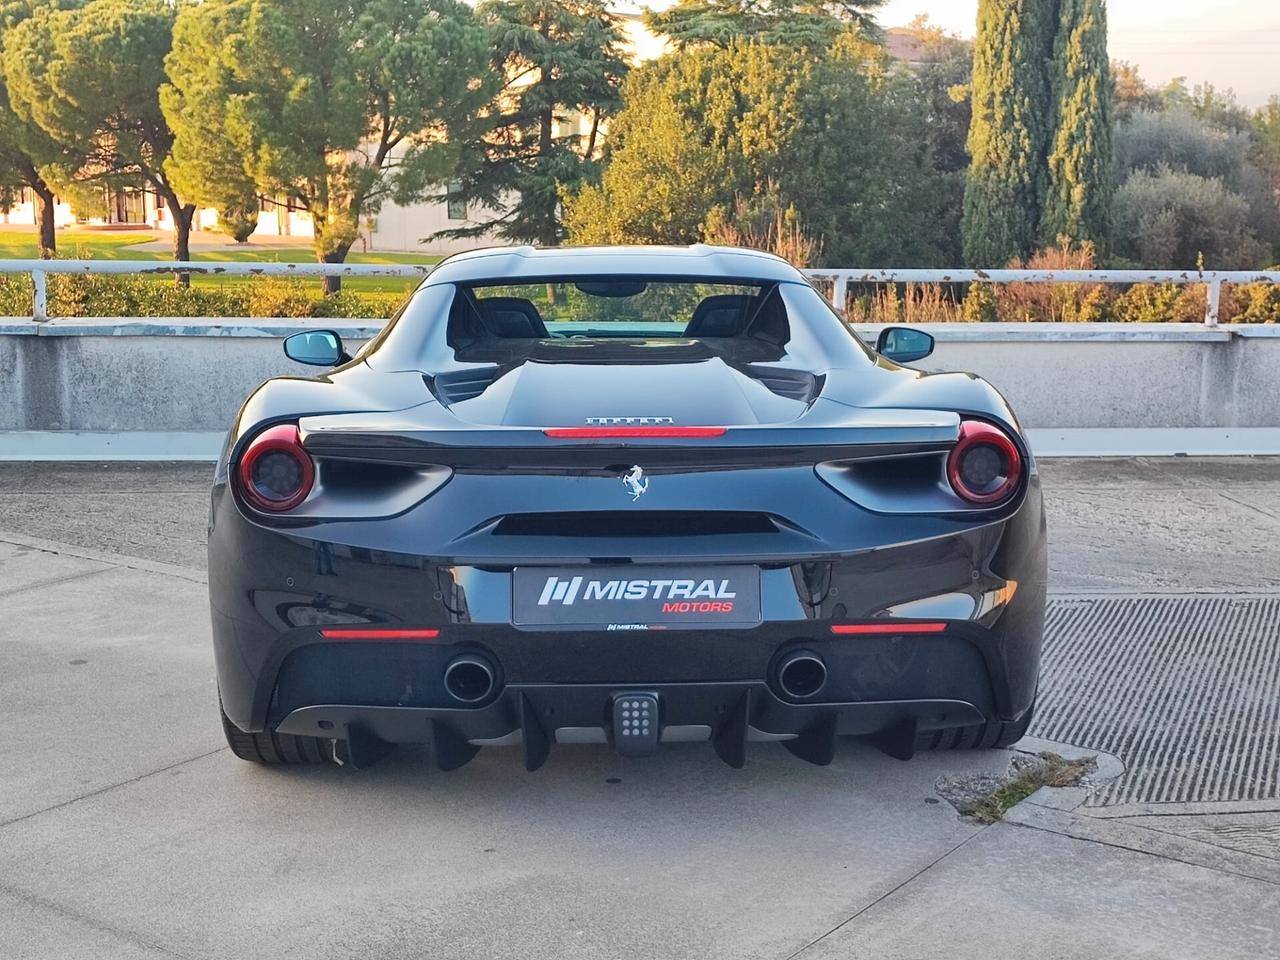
876,326,935,364
283,330,346,367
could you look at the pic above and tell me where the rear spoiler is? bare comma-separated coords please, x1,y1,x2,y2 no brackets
298,408,961,470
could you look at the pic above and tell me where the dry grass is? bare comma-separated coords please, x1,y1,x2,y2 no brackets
992,238,1109,323
968,752,1097,824
704,190,822,268
832,237,1278,324
849,282,966,324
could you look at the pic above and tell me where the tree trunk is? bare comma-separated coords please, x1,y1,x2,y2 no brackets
321,243,354,295
585,109,601,160
535,9,559,247
32,181,56,259
36,193,56,259
173,204,195,261
18,161,57,259
539,105,557,246
162,192,196,287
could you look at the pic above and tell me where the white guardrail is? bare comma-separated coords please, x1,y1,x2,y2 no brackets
1,258,1278,326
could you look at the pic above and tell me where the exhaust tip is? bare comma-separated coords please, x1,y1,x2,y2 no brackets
443,655,496,704
778,650,827,699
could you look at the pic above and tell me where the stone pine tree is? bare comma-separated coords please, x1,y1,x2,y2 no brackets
3,0,196,263
0,0,84,259
646,0,885,50
1041,0,1113,253
163,0,491,292
0,81,63,259
439,0,629,246
961,0,1057,266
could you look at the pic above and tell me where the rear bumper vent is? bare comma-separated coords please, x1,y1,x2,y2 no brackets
493,511,779,538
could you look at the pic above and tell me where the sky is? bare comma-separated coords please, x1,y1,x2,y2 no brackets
876,0,1279,107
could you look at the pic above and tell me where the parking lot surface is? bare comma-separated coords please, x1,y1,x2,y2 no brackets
1,458,1278,958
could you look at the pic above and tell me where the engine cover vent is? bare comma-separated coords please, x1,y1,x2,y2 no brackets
745,366,822,403
426,367,500,405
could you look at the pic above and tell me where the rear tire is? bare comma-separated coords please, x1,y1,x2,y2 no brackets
915,702,1035,752
219,700,330,764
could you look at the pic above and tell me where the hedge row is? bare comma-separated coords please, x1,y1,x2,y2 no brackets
0,274,404,320
3,268,1276,325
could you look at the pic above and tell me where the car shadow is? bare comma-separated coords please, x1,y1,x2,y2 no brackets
254,737,1018,822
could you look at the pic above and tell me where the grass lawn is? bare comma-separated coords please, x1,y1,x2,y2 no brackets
0,231,156,259
0,230,442,296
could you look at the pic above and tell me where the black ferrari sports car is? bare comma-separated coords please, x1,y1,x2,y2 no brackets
210,245,1046,771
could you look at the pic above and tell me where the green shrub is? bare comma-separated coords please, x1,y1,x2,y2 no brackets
44,274,247,318
1223,281,1280,323
244,278,321,318
1,273,399,320
1113,167,1266,269
241,279,400,319
0,274,34,315
1112,282,1205,323
1115,109,1280,253
961,282,998,323
310,290,398,318
217,204,259,244
1075,284,1112,323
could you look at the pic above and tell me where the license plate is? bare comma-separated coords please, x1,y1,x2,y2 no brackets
512,565,762,630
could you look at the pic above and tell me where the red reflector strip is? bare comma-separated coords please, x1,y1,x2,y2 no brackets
543,426,727,439
319,628,440,640
830,622,948,635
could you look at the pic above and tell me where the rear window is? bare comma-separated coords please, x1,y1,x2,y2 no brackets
455,278,778,341
359,271,871,374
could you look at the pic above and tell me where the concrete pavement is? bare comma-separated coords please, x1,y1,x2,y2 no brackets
1,458,1278,958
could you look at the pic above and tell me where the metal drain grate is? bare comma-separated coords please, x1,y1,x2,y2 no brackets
1032,595,1280,807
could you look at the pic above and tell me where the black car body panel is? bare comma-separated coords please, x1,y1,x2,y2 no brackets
209,245,1047,770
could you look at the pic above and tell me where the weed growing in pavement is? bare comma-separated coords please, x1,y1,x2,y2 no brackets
967,753,1097,824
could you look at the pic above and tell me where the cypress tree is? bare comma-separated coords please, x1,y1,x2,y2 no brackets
1041,0,1114,254
961,0,1057,266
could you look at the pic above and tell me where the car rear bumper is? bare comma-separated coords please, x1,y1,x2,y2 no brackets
209,472,1047,768
273,684,990,769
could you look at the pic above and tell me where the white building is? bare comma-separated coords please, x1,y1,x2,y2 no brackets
1,186,75,228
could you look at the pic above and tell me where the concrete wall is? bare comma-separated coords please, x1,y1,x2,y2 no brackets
2,320,1278,433
862,324,1280,430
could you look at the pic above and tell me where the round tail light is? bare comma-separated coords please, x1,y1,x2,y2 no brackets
947,421,1022,505
237,424,314,512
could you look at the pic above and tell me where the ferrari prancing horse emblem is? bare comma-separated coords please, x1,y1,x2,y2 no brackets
622,465,649,501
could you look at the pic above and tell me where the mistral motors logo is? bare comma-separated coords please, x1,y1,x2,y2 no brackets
536,576,737,614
